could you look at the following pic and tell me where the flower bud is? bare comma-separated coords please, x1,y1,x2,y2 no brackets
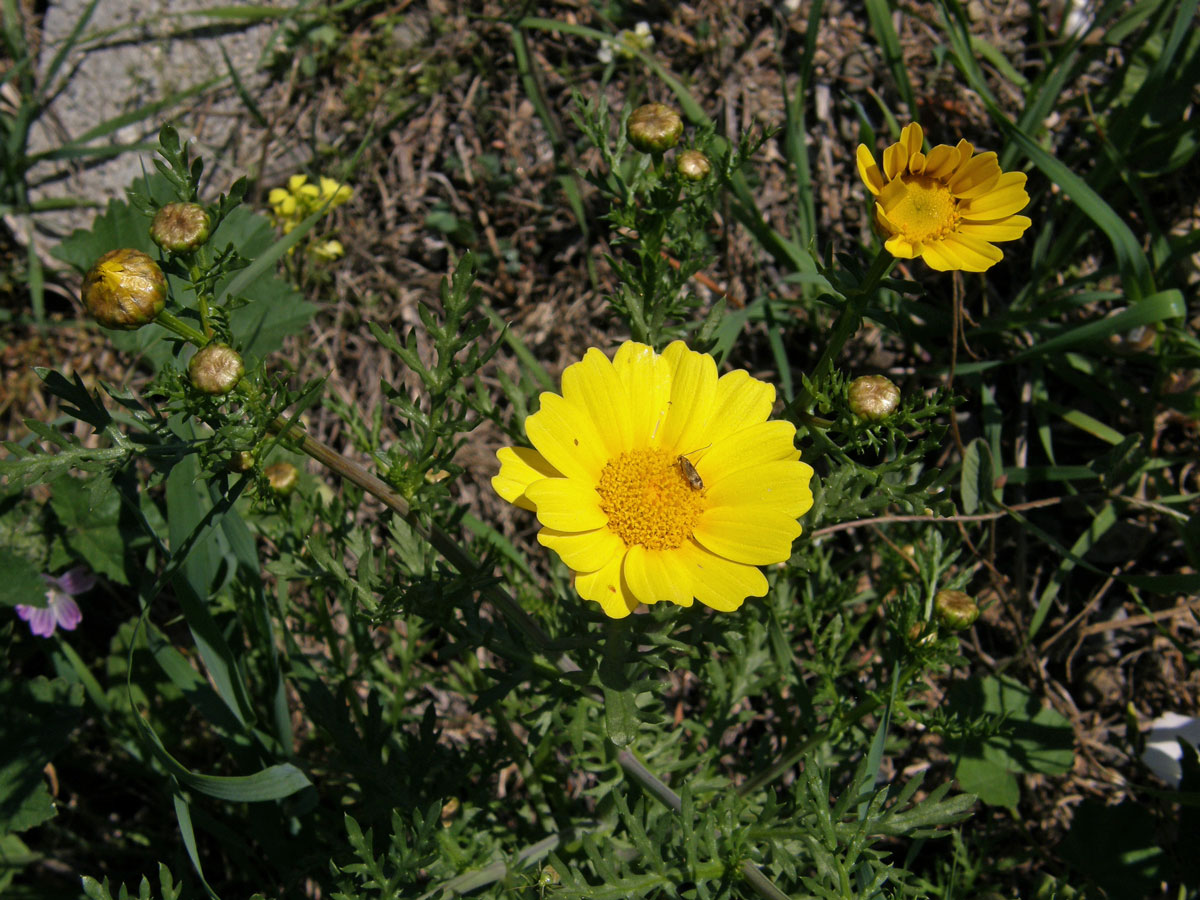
264,462,299,496
188,343,244,396
848,374,900,422
150,202,210,253
676,149,711,182
229,450,256,472
627,103,683,153
934,589,980,631
81,249,166,330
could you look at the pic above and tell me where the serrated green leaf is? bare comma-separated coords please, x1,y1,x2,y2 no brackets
48,474,128,585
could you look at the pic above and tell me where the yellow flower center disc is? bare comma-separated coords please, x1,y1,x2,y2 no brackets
596,448,706,550
889,174,960,242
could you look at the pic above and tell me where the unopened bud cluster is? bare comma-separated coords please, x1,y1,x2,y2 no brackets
848,375,900,422
150,202,210,253
265,462,299,496
625,103,712,184
81,249,167,330
188,343,244,396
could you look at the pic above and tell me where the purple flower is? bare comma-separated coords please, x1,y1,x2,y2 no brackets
16,566,95,638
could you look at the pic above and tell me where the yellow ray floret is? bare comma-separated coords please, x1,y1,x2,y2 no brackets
492,341,814,618
856,122,1031,272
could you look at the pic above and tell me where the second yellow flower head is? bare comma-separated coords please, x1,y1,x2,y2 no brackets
856,123,1031,272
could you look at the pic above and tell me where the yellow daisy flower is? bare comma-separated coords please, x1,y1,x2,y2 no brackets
492,341,814,619
856,122,1031,272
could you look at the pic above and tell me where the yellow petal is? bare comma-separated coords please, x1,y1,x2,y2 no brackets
575,553,638,618
492,446,560,509
694,507,803,565
659,341,718,454
623,545,694,607
675,539,767,611
525,391,608,483
948,152,1001,198
856,145,884,195
612,341,672,447
883,141,910,181
958,215,1031,242
706,369,774,446
883,233,920,259
924,234,1003,272
705,459,814,516
538,526,625,573
561,347,633,457
899,122,924,158
954,139,975,169
525,478,608,531
288,174,308,191
923,144,960,179
702,420,800,482
908,150,927,175
959,172,1029,219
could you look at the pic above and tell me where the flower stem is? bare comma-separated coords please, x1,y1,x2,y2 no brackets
808,248,895,387
155,310,208,345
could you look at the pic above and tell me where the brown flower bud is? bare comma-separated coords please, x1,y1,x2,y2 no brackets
81,249,166,330
848,375,900,422
264,462,299,496
150,202,211,253
676,149,711,182
934,589,980,631
627,103,683,153
188,343,244,396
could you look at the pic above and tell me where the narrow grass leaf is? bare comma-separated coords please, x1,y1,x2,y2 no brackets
1030,503,1117,638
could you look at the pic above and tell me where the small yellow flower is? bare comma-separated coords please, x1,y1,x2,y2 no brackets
309,239,344,260
493,341,814,618
856,122,1031,272
318,176,352,207
287,174,310,193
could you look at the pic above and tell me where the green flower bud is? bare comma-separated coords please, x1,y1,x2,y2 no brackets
81,249,167,330
229,451,256,473
188,343,244,396
676,149,711,182
264,462,299,496
934,589,980,631
848,374,900,422
627,103,683,153
150,202,211,253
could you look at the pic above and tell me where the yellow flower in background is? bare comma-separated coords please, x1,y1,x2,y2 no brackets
309,239,345,261
493,341,814,619
268,173,353,248
856,122,1031,272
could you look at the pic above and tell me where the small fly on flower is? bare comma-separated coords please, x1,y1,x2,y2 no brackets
677,445,710,491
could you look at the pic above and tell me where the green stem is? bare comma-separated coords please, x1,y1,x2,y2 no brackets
809,248,895,386
155,310,208,345
266,418,577,673
617,749,794,900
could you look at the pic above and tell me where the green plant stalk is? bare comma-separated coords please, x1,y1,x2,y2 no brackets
617,750,792,900
155,309,208,345
736,659,922,797
809,248,894,387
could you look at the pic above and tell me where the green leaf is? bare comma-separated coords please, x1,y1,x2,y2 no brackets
0,549,44,609
603,688,637,748
0,677,84,836
48,474,128,585
953,756,1019,809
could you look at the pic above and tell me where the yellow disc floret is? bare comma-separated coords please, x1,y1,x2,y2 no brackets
596,448,705,550
885,175,961,242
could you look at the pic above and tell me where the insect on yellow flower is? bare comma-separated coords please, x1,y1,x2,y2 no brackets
856,122,1031,272
492,341,814,619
